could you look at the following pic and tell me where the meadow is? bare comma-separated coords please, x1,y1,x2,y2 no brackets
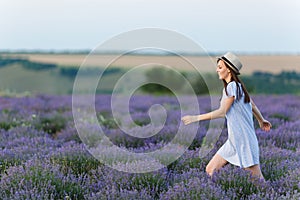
0,94,299,199
6,53,300,74
0,53,299,199
1,54,300,95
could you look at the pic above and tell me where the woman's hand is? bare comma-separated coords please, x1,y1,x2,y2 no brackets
181,115,199,125
259,119,272,132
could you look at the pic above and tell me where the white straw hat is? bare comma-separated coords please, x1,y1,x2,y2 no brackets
217,52,242,75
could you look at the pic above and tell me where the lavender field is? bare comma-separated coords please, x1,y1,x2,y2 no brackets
0,94,299,199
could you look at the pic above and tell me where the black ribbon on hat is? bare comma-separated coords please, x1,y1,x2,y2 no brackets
221,56,240,74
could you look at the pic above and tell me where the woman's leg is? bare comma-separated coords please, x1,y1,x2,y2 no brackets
244,164,265,181
206,154,228,177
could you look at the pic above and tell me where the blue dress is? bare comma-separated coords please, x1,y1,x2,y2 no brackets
216,81,260,168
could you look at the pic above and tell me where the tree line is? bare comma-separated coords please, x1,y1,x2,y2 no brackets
0,56,299,95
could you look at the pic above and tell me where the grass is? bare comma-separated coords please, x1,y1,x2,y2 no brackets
0,63,125,95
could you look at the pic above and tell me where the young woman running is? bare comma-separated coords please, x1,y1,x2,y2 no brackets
182,52,272,180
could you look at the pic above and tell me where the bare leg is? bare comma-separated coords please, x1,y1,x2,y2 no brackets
244,164,274,192
206,154,228,177
244,164,265,181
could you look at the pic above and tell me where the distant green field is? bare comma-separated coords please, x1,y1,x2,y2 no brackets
0,56,299,96
0,64,73,95
0,63,126,95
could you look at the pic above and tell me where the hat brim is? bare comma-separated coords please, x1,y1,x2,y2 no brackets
217,57,240,75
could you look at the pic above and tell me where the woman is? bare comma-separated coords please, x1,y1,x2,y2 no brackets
181,52,272,180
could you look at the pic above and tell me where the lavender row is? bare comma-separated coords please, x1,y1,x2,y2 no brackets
0,94,299,199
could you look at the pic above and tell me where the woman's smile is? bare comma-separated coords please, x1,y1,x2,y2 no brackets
216,60,231,83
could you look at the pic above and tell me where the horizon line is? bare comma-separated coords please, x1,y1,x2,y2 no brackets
0,49,299,56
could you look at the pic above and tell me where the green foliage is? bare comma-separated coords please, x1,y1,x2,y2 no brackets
22,60,57,70
261,160,288,181
34,114,67,135
140,83,174,95
186,73,211,95
97,112,120,129
0,158,22,177
0,109,30,130
59,66,123,78
141,67,186,95
188,136,205,150
109,132,145,149
8,163,86,199
0,56,57,70
2,55,299,95
130,173,168,199
167,157,207,173
269,113,290,121
141,67,300,95
0,121,18,131
50,154,102,176
141,67,220,95
59,67,79,77
133,117,151,126
242,71,300,94
0,57,25,68
161,176,225,200
213,168,261,199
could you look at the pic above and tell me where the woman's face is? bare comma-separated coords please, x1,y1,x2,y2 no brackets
216,60,231,82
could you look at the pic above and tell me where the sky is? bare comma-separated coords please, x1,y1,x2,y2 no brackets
0,0,300,54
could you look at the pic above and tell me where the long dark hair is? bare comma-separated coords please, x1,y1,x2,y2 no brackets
222,63,250,103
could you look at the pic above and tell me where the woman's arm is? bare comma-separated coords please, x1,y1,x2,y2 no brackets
251,99,272,131
181,97,234,125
